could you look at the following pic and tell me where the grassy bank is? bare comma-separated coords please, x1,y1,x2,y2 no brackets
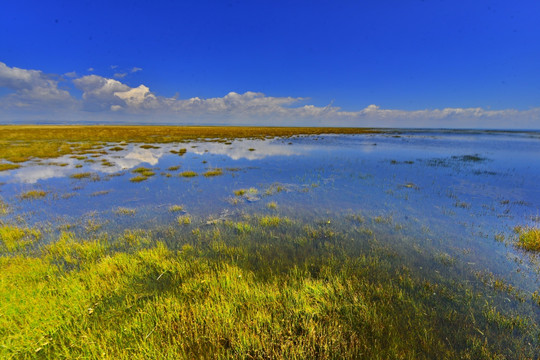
0,125,380,163
1,215,538,359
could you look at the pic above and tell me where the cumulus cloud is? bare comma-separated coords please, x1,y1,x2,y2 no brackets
73,75,131,111
0,62,74,108
1,61,540,128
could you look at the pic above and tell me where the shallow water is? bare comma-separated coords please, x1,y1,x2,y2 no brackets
1,130,540,293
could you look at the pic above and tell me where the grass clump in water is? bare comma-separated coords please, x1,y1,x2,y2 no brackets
129,167,155,182
114,207,136,216
266,201,278,210
140,144,160,149
180,171,198,178
130,175,149,183
203,168,223,177
177,215,191,225
169,205,184,212
0,225,40,252
18,190,47,200
131,167,155,177
234,188,257,197
69,172,93,179
259,215,289,227
514,226,540,252
167,165,180,171
0,199,8,215
170,148,187,156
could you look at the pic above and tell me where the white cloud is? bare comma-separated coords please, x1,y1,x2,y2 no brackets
73,75,131,111
0,62,74,107
131,67,142,73
1,61,540,128
114,73,127,79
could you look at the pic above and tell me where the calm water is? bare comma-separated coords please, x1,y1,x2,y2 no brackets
1,130,540,293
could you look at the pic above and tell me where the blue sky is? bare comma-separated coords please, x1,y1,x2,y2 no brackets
1,0,539,128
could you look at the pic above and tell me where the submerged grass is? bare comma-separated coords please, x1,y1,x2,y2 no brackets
0,217,538,359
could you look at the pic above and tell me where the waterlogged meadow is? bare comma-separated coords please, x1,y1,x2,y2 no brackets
0,126,539,359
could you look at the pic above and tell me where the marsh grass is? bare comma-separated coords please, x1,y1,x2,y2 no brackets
169,205,185,212
0,163,21,171
0,225,41,252
114,207,136,216
0,199,9,215
131,167,155,177
180,171,198,178
0,126,379,163
18,190,47,200
203,168,223,177
177,215,192,225
0,217,538,359
167,165,181,171
140,144,160,149
266,201,278,210
129,167,156,182
259,215,290,227
514,226,540,252
234,188,258,197
70,172,93,179
129,175,149,182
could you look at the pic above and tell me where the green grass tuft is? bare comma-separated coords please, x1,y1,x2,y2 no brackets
203,168,223,177
18,190,47,200
514,226,540,252
180,171,198,178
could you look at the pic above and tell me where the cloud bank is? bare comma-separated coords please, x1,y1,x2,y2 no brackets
1,61,539,129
